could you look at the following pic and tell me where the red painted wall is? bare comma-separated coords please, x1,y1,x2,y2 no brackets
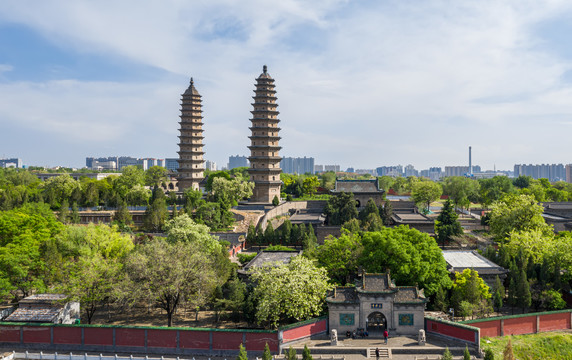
211,331,243,350
539,313,571,332
426,320,477,344
245,332,279,351
282,320,327,342
504,316,536,336
178,330,210,350
468,320,501,338
0,326,20,342
115,328,145,347
22,326,51,344
84,327,113,346
147,329,177,348
53,327,82,344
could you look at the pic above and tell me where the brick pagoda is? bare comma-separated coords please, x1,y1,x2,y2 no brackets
247,66,282,203
177,78,205,191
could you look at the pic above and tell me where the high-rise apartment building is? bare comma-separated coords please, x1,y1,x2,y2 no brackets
205,160,217,171
444,166,481,177
177,78,205,191
514,164,566,182
324,165,341,172
566,164,572,183
281,156,314,174
376,165,403,177
247,66,282,203
228,155,249,170
0,158,23,168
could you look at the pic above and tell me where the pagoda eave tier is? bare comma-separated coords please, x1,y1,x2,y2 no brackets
250,118,280,123
249,126,281,131
250,110,279,114
248,155,282,160
247,145,282,150
177,152,205,156
252,95,277,100
181,94,202,99
251,102,279,107
250,181,283,185
248,136,281,140
178,160,206,165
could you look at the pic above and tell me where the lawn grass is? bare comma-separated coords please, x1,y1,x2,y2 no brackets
482,332,572,359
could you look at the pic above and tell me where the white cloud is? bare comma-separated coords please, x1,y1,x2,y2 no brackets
1,1,572,168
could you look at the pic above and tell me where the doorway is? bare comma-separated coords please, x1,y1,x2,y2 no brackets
366,311,387,333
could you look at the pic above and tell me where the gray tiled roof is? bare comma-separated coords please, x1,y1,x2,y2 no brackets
326,287,359,304
242,250,301,272
394,287,426,303
442,250,508,275
333,180,382,193
4,307,61,323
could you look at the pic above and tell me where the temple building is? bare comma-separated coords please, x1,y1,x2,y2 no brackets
177,78,205,191
247,66,282,203
326,272,427,336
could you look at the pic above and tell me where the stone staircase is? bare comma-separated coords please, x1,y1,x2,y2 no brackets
367,347,391,358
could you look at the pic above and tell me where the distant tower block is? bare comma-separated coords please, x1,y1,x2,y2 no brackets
247,65,282,203
177,78,205,192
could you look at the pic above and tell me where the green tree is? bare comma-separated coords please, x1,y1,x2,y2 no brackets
272,195,279,206
359,226,452,296
324,192,358,225
359,198,379,222
433,285,448,312
503,338,515,360
451,269,491,311
40,174,81,209
302,345,313,360
492,276,505,312
484,348,494,360
55,224,134,323
479,176,516,207
125,184,151,206
249,256,332,328
70,202,80,224
442,347,452,360
145,166,169,187
435,199,463,247
183,187,204,213
262,343,272,360
379,200,393,226
113,166,145,199
124,238,221,326
313,231,364,284
411,181,442,213
302,176,320,196
513,175,532,189
113,198,133,227
164,214,220,253
464,345,471,360
58,199,70,224
489,194,551,240
286,346,297,360
341,218,361,233
237,343,248,360
442,176,480,210
516,268,531,313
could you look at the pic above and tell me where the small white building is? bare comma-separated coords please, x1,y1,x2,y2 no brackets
3,294,80,324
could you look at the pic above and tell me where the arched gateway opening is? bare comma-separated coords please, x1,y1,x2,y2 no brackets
366,311,387,333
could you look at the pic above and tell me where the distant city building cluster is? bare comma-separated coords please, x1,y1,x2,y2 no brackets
514,164,567,182
85,156,212,173
281,156,314,174
314,164,341,173
0,158,23,168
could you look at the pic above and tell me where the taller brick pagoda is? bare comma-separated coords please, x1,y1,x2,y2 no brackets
247,65,282,203
177,78,205,191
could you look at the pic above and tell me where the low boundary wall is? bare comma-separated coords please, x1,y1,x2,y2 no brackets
461,309,572,338
0,323,278,356
424,317,480,348
0,317,329,356
279,317,328,350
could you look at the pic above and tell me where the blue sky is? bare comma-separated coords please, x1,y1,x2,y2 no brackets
1,1,572,171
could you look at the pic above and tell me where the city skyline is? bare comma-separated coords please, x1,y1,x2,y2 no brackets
2,2,572,169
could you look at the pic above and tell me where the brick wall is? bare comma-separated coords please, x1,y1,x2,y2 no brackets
280,317,328,343
0,323,278,355
425,317,480,346
461,309,572,338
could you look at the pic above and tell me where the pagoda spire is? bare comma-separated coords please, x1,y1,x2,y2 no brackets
247,66,282,203
177,77,205,191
